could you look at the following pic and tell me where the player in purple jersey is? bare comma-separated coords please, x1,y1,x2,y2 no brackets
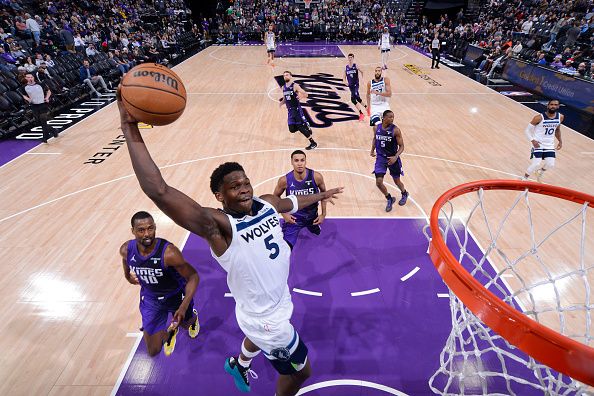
120,211,200,357
370,110,409,212
343,53,368,121
279,71,318,151
273,150,327,248
117,90,344,395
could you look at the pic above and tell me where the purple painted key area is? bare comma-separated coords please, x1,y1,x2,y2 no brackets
115,219,546,395
0,139,39,167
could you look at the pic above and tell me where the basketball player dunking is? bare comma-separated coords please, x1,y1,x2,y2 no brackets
344,53,368,121
371,110,409,211
117,91,343,396
367,66,392,132
522,99,563,182
280,71,318,150
264,24,276,66
273,150,327,249
120,211,200,357
378,27,392,70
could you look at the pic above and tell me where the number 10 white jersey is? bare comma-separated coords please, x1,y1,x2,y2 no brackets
534,112,561,150
211,196,292,316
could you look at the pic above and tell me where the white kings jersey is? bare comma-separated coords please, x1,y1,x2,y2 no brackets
380,32,390,49
211,197,291,316
534,112,561,150
265,31,275,49
370,78,389,109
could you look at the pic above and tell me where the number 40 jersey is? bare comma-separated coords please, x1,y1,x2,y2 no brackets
211,197,292,316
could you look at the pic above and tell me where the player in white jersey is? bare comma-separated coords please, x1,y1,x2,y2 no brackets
378,26,392,70
116,91,344,396
366,66,392,130
264,24,276,66
522,99,563,182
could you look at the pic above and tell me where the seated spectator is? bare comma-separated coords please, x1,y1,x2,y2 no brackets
44,53,55,68
576,62,587,78
0,46,17,68
114,49,134,70
79,59,109,97
74,33,86,53
558,60,578,75
34,52,44,66
536,51,547,65
86,43,98,57
550,55,563,68
23,56,36,72
35,61,52,82
108,51,127,76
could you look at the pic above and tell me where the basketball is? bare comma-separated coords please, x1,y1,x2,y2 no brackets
120,63,187,126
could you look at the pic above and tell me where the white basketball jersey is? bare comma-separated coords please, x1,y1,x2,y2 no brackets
534,112,561,149
370,78,388,106
380,32,390,49
266,31,275,49
211,197,291,316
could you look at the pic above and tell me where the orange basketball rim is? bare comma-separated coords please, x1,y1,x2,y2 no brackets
429,180,594,386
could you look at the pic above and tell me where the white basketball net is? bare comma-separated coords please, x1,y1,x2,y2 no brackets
425,187,593,395
304,0,312,9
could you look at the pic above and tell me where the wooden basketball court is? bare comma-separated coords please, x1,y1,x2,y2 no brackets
0,45,592,395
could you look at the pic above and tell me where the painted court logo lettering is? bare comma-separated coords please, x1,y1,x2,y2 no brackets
403,64,442,86
276,73,359,128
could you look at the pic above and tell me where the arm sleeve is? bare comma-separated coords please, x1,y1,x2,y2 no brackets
524,123,536,140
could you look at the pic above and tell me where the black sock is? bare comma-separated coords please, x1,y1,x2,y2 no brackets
309,137,315,143
386,193,392,200
359,110,363,114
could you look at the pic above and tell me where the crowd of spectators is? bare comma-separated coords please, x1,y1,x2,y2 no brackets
0,0,205,136
202,0,410,43
409,0,594,80
204,0,593,82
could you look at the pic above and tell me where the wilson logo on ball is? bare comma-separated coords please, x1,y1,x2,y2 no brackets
133,70,179,91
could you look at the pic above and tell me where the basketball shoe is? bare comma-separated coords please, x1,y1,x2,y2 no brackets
224,357,258,393
188,309,200,338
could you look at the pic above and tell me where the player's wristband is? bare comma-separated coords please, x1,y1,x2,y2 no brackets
287,195,299,215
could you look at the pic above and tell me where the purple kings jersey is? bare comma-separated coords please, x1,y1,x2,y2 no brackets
126,238,185,298
345,64,359,87
285,168,319,221
375,123,398,157
283,82,302,112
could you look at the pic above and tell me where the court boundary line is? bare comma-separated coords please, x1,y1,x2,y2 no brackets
110,332,143,396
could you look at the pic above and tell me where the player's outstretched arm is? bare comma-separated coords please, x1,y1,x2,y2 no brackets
164,244,199,326
366,81,371,109
117,92,230,251
260,187,344,214
273,176,287,197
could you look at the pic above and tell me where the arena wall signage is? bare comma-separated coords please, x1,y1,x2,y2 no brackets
15,97,115,140
503,58,594,115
